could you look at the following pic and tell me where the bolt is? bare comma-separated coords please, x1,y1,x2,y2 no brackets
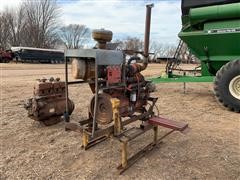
49,77,54,82
42,77,47,82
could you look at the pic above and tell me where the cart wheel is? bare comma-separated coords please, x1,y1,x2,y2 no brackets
214,60,240,112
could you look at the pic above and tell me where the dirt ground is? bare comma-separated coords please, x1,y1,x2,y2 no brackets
1,63,239,180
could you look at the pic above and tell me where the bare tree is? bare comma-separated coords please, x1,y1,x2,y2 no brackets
113,37,144,56
0,0,60,49
163,44,176,57
0,11,11,49
59,24,91,49
123,37,144,51
6,5,26,47
112,39,124,50
149,41,164,61
22,0,60,48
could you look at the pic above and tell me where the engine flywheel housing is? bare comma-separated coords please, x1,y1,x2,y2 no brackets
90,93,113,125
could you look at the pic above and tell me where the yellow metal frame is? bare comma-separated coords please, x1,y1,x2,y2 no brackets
81,98,123,149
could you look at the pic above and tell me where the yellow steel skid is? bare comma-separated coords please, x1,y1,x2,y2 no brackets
111,98,122,136
66,96,176,174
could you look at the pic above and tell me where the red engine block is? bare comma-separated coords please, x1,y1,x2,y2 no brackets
107,65,121,84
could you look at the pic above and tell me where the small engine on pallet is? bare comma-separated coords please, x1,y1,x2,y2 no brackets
24,77,74,125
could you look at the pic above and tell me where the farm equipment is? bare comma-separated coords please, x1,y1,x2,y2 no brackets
0,48,13,63
64,4,189,174
24,77,74,125
151,0,240,112
11,47,64,63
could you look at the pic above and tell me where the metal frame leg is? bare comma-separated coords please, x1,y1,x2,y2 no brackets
153,126,158,145
111,98,122,136
82,131,89,149
121,140,128,168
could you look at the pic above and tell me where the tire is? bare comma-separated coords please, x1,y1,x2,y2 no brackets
214,60,240,112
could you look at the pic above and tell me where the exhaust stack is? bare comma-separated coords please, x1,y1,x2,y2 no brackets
144,4,154,57
141,3,154,71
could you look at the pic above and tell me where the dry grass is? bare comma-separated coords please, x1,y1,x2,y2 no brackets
1,63,239,179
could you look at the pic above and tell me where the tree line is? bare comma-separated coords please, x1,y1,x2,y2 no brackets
0,0,91,49
0,0,194,62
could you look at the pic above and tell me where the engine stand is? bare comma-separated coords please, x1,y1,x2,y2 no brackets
65,97,189,174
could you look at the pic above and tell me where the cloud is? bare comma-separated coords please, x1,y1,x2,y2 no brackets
59,0,181,45
0,0,22,12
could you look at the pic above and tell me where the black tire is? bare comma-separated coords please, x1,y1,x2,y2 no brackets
214,60,240,112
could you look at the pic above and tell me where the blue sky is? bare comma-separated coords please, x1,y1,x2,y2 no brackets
0,0,182,45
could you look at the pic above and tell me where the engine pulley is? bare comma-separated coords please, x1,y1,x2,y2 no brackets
90,93,113,125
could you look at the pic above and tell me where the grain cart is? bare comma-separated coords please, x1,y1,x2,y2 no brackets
64,4,189,174
152,0,240,112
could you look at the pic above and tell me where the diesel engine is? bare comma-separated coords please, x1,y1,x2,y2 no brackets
70,29,155,125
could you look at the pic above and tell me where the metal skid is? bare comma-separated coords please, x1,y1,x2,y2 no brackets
65,93,189,174
65,96,157,150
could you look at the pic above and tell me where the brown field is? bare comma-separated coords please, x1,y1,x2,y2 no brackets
1,63,239,179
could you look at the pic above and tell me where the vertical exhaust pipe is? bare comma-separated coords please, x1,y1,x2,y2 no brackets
141,3,154,71
144,3,154,57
